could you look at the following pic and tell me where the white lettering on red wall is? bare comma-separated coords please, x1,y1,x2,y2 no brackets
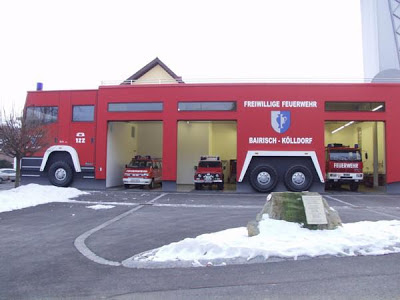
243,100,317,108
249,137,313,144
333,163,359,168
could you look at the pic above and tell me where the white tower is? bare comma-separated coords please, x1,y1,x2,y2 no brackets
360,0,400,82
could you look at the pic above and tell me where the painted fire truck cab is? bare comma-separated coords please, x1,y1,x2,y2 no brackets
325,144,364,191
123,155,162,189
194,156,224,190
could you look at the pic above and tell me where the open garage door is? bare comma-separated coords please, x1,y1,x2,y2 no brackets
106,121,162,188
177,121,237,190
325,121,385,192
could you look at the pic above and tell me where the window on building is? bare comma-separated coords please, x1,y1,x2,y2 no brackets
325,102,385,112
108,102,163,112
178,101,237,111
73,105,95,122
26,106,58,124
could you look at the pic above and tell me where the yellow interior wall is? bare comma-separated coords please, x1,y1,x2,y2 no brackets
177,121,237,184
136,121,163,158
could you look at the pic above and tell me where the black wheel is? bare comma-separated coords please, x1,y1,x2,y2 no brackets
350,182,359,192
218,183,224,190
284,165,313,192
195,183,202,190
149,179,155,189
249,164,278,193
0,178,3,184
124,184,130,189
48,161,73,187
325,182,332,190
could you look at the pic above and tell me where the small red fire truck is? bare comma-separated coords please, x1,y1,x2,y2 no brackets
123,156,162,189
194,156,224,190
325,144,363,191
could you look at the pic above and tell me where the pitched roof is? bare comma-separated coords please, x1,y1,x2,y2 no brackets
123,57,184,84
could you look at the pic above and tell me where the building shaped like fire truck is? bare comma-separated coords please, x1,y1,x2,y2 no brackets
21,59,400,193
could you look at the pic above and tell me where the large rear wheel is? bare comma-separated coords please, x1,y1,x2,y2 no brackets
249,164,278,193
284,165,313,192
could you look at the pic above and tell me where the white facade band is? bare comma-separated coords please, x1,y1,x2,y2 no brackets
238,151,324,183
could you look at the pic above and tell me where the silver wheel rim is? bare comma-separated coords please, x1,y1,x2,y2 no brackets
257,171,271,185
292,172,306,186
55,168,67,181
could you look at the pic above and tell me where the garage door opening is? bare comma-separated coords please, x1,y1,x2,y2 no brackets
325,121,385,192
177,121,237,191
106,121,163,188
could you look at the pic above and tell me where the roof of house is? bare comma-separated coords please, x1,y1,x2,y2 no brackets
123,57,184,84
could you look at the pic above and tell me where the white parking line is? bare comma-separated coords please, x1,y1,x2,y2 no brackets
325,195,400,219
74,193,167,267
324,195,359,207
66,199,261,209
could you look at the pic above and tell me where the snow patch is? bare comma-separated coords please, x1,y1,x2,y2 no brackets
129,215,400,264
0,184,88,213
86,204,115,210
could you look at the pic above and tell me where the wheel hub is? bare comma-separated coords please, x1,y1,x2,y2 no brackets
257,171,271,185
55,168,67,181
292,172,305,186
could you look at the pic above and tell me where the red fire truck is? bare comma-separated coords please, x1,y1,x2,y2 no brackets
21,82,400,193
194,156,224,190
123,156,162,189
325,144,363,191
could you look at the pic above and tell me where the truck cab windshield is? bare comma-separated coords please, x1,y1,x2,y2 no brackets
199,161,222,168
329,150,361,161
128,160,153,168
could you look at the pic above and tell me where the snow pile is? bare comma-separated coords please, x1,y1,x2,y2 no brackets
86,204,115,210
0,184,88,213
132,215,400,263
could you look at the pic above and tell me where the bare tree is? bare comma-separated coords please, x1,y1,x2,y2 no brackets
0,108,49,187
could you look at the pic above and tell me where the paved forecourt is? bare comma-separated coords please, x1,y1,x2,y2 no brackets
1,189,400,299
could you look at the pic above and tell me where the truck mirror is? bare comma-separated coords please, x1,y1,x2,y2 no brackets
194,166,197,170
223,166,226,170
365,153,368,160
125,164,127,168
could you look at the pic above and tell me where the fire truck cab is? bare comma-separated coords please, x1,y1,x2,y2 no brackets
325,144,364,191
194,156,224,190
123,156,162,189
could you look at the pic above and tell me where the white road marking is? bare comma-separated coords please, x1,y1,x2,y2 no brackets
325,195,400,219
66,199,261,209
364,208,400,219
324,195,359,207
74,193,167,267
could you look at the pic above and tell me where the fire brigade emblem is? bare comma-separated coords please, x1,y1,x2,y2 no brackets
271,111,291,134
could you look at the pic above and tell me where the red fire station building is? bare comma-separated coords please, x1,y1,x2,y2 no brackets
22,58,399,193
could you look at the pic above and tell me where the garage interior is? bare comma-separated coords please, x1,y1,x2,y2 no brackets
325,121,385,191
106,121,163,188
177,121,237,190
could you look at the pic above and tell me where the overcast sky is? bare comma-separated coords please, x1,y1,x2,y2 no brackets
0,0,363,112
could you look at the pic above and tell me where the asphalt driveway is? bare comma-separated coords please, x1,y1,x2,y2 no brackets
1,189,400,299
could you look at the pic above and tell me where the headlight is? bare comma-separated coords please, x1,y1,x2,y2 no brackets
215,174,219,178
197,174,202,178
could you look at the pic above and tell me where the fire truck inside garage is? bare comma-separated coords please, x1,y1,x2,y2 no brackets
21,60,400,193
